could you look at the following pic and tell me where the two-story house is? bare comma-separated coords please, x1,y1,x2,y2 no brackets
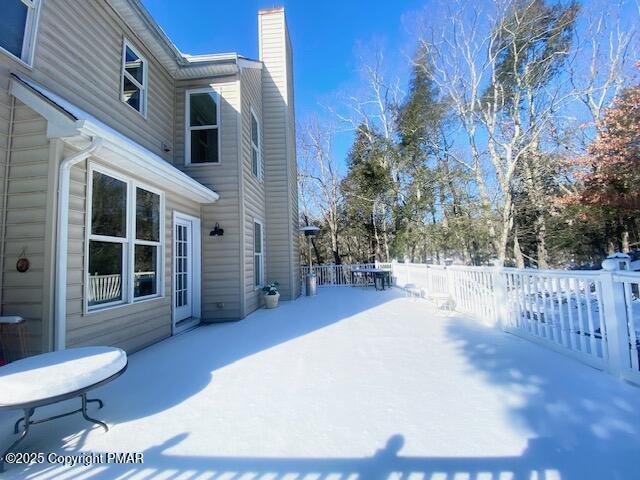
0,0,300,356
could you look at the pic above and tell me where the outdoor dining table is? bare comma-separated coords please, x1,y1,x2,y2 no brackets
351,268,393,291
0,346,127,471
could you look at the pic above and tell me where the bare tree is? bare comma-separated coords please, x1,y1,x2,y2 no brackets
419,0,579,265
298,118,344,264
569,0,637,149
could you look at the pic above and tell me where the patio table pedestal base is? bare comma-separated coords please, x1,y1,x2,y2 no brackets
1,393,108,472
13,395,106,434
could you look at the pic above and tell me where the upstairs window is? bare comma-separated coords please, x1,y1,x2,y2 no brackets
251,109,261,178
186,88,220,164
0,0,41,65
121,40,147,116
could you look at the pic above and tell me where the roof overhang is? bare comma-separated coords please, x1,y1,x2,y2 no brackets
107,0,262,80
10,75,219,204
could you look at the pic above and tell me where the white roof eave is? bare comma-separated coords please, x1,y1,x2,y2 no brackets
108,0,261,79
9,75,219,204
76,120,219,204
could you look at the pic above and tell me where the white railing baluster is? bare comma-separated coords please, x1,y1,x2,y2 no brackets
623,281,639,371
555,276,568,348
584,280,598,356
301,261,640,384
573,278,588,353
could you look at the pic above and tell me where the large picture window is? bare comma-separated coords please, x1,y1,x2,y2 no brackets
254,220,264,288
121,40,147,116
186,88,220,164
0,0,41,65
87,168,163,310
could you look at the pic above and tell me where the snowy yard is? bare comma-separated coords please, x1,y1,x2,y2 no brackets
2,287,640,479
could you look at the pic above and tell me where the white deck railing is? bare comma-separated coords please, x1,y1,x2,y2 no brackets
301,263,390,287
302,261,640,384
391,261,640,384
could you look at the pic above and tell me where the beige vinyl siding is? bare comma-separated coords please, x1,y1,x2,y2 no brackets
285,32,300,298
240,67,266,314
175,76,242,320
259,9,297,300
0,0,176,161
0,91,52,355
65,154,201,353
0,3,299,358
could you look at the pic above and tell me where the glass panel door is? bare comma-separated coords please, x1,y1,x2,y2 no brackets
174,219,192,324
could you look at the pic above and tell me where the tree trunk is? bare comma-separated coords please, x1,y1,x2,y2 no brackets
622,229,630,253
310,238,322,266
497,192,515,266
536,215,550,269
372,212,382,262
513,228,525,269
331,230,341,265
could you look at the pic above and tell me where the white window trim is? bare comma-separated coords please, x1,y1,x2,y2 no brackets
84,164,165,314
250,106,262,180
132,184,165,302
0,0,42,68
254,219,265,289
121,38,148,118
185,87,221,166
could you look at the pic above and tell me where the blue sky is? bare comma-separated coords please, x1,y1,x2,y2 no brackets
141,0,428,164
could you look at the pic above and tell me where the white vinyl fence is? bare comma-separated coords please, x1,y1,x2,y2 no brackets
392,261,640,384
300,263,392,287
302,261,640,384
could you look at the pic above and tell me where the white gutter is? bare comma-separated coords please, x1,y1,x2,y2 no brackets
54,138,103,350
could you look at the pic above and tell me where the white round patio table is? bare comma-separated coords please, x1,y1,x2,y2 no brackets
0,346,127,472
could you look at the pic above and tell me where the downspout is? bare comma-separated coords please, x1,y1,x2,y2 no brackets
54,137,103,350
0,97,16,312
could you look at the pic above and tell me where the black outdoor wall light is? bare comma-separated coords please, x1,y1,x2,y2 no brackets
210,223,224,237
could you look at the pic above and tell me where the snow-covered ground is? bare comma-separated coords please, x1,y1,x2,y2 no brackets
1,287,640,479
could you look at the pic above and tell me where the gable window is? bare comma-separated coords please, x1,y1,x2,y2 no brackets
87,168,163,310
0,0,41,65
251,109,261,178
254,220,264,288
186,88,220,164
121,40,147,116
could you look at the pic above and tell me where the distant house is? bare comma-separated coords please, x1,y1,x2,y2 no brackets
0,1,300,355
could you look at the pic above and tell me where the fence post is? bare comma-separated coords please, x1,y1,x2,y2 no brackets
492,265,508,330
600,262,631,378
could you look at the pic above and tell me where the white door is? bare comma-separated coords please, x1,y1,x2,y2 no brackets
173,213,201,333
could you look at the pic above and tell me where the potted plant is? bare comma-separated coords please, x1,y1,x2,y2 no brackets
262,281,280,309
